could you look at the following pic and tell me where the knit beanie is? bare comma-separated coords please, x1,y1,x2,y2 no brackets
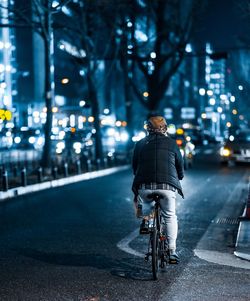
147,116,168,134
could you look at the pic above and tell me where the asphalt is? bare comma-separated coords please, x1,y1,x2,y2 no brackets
234,188,250,261
1,163,250,263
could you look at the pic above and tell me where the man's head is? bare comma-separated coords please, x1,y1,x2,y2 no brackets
146,115,168,135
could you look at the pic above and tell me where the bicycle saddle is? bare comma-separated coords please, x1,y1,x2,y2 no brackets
147,193,163,200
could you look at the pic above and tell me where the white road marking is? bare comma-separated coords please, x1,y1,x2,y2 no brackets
234,251,250,261
194,249,250,270
195,172,250,269
117,228,144,258
117,172,250,270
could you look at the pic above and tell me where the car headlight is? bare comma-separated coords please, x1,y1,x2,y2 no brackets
220,147,231,157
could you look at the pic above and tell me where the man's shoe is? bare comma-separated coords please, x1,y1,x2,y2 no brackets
168,250,179,264
139,218,149,234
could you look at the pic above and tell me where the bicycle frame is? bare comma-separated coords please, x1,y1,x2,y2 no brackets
144,194,168,280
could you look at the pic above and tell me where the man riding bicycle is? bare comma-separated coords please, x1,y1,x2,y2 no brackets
132,115,184,263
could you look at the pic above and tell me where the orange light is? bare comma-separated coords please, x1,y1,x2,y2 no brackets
121,121,127,127
176,139,183,146
71,127,76,133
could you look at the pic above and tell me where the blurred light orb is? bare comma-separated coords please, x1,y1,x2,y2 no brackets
14,137,21,144
209,98,216,105
150,52,156,59
217,107,223,113
229,135,234,141
143,91,149,97
230,96,235,102
29,136,35,144
185,44,192,53
220,94,227,100
52,1,59,8
232,109,238,115
207,90,213,96
199,88,206,96
226,122,231,128
120,132,129,142
238,85,243,91
61,78,69,84
79,100,86,107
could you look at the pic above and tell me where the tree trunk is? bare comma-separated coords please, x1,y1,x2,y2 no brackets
87,74,103,162
41,3,54,169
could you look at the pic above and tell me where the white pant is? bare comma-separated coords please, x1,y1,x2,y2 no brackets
138,189,178,251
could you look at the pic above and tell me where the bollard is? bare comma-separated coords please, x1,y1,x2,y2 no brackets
52,166,58,180
103,157,108,169
37,167,43,183
2,170,8,191
13,165,18,177
21,167,27,187
86,159,92,172
63,162,68,177
76,160,81,174
96,158,101,170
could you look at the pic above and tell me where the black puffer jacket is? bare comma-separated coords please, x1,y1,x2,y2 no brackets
132,133,184,198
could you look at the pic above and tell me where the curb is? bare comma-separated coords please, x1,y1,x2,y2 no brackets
0,165,130,201
234,202,250,262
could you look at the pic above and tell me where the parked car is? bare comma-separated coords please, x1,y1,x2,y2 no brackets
220,129,250,165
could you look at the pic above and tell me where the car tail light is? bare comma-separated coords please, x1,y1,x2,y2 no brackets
176,139,183,146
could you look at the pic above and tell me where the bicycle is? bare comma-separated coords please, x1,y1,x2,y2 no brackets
142,193,169,280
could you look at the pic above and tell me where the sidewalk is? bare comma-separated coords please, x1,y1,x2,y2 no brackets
0,165,130,201
234,188,250,262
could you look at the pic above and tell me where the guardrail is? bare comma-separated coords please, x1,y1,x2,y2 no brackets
0,155,128,193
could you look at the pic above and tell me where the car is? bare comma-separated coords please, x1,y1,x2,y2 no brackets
220,129,250,165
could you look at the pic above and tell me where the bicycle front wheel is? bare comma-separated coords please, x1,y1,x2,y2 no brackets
151,228,159,280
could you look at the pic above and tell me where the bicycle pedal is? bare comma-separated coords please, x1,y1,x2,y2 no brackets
140,228,149,234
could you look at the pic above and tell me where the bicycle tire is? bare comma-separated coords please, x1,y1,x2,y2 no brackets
151,228,159,280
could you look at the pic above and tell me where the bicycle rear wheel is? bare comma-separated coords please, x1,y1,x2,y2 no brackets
151,228,159,280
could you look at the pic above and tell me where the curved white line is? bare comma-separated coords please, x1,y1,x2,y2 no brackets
117,228,144,258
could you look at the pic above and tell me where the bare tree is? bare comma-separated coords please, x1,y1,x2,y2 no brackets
0,0,72,169
57,0,122,162
118,0,199,113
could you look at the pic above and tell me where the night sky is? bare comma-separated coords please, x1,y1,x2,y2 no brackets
192,0,250,51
